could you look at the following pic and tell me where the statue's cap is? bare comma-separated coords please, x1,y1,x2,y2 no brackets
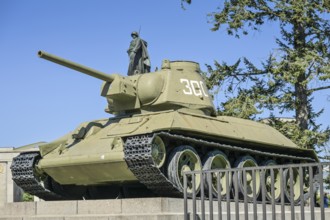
131,31,139,37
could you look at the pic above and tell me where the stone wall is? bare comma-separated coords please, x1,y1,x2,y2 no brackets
0,148,22,204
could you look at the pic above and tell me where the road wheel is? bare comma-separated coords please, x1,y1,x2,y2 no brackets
167,146,202,196
151,135,166,168
234,155,261,200
203,150,231,197
284,167,301,204
262,160,281,202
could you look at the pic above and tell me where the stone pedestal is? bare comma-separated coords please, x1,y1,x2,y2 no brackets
0,198,329,220
0,148,22,204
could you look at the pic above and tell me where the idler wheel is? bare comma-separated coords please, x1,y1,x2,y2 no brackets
151,135,166,168
234,155,261,200
167,146,202,195
262,160,281,202
203,150,231,197
283,167,301,204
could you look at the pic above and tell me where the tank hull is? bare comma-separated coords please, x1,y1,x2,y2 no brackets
37,109,317,186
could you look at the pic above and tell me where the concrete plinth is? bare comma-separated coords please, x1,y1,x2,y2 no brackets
0,198,329,220
0,198,185,220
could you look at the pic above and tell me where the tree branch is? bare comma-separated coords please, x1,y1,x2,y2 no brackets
308,85,330,93
306,61,315,79
232,73,262,77
229,71,268,77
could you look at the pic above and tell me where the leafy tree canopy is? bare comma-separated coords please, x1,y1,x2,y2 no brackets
183,0,330,150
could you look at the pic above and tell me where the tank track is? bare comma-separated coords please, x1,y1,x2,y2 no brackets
124,132,315,197
160,132,315,162
124,134,182,197
10,152,64,201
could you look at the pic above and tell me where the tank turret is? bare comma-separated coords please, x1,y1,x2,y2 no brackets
38,51,216,116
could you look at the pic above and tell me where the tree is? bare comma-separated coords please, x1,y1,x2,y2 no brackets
183,0,330,149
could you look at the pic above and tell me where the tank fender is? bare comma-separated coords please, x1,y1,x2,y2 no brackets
39,133,72,157
39,120,107,157
13,142,45,152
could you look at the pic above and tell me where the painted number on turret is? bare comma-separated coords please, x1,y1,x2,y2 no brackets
180,79,208,97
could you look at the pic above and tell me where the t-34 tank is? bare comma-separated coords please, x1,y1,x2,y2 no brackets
11,51,318,201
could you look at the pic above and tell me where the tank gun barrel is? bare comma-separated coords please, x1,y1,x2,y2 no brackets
38,51,116,82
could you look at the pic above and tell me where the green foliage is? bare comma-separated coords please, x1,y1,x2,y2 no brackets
184,0,330,150
264,117,330,149
23,192,34,202
215,89,260,119
325,171,330,190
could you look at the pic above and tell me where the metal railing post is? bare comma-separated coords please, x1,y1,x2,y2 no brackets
243,169,248,220
261,168,267,220
271,168,276,220
252,169,257,220
200,171,205,220
280,167,285,220
318,164,325,220
226,170,231,220
208,172,213,220
217,171,222,220
192,173,197,220
184,173,188,220
308,166,315,220
299,166,305,220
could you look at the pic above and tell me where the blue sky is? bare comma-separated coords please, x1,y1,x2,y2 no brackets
0,0,329,148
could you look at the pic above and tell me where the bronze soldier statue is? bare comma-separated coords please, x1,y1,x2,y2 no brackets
127,31,151,75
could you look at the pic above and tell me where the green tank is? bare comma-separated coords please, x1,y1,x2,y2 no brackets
11,51,318,201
